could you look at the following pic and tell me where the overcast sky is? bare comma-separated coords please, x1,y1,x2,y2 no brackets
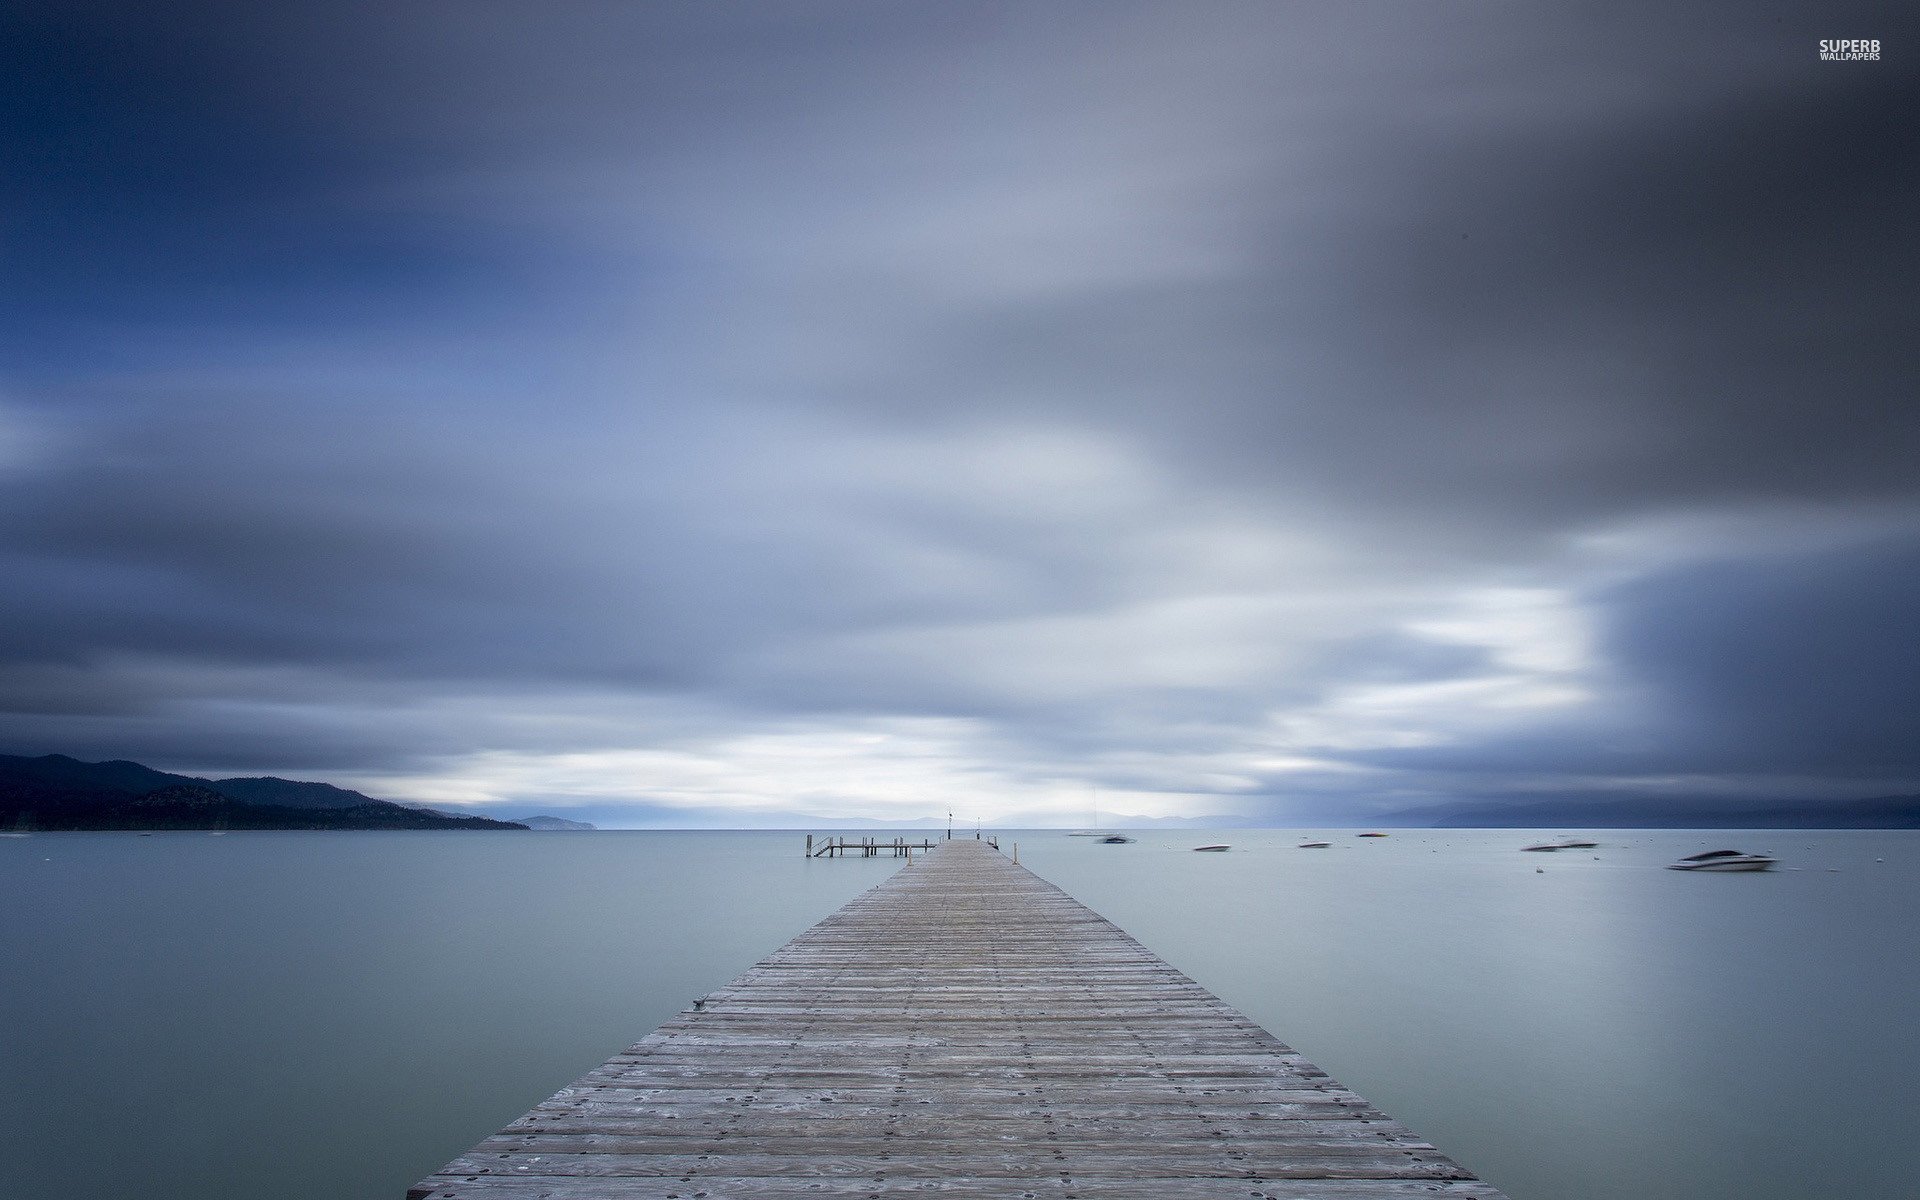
3,2,1915,825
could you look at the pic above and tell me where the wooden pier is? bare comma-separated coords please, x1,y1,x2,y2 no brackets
408,838,1507,1199
806,833,993,858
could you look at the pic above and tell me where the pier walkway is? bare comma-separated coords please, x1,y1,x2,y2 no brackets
409,839,1507,1199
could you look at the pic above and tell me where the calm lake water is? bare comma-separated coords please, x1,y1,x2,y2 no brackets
2,828,1915,1199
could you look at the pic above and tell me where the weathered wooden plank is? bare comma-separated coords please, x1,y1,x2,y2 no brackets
499,1116,1414,1140
472,1128,1439,1152
518,1082,1382,1113
429,1149,1476,1179
534,1084,1373,1105
408,1179,1505,1200
407,839,1507,1200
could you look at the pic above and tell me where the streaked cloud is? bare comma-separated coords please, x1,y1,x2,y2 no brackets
3,1,1915,823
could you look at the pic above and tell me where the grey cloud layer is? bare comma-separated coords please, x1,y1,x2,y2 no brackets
3,1,1916,814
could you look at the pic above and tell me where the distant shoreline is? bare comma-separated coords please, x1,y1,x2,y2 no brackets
1,753,528,832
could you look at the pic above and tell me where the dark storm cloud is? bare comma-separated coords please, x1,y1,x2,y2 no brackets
3,0,1917,816
1311,62,1919,522
1313,528,1920,786
1605,533,1920,777
742,12,1919,546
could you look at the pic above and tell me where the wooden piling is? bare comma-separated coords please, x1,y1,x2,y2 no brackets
807,834,937,859
407,838,1507,1199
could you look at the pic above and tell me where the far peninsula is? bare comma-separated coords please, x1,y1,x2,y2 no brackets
0,753,530,831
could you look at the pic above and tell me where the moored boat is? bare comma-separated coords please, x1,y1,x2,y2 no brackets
1192,844,1230,852
1522,837,1600,851
1667,849,1775,872
1297,840,1331,849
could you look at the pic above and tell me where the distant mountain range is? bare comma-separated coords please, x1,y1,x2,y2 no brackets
519,814,596,831
0,754,527,831
1404,794,1920,829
